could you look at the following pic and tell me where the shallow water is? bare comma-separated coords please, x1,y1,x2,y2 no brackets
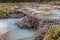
50,10,60,19
0,18,35,40
40,10,60,19
0,9,60,40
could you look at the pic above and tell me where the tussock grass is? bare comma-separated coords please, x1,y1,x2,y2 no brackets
44,26,60,40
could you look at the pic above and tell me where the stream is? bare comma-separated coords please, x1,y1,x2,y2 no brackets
0,9,60,40
0,18,35,40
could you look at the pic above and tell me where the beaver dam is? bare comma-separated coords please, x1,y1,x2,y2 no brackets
17,4,60,40
0,4,60,40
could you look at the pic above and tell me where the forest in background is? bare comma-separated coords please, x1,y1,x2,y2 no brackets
0,0,60,2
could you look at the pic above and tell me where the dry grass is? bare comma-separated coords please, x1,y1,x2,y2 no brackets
44,26,60,40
